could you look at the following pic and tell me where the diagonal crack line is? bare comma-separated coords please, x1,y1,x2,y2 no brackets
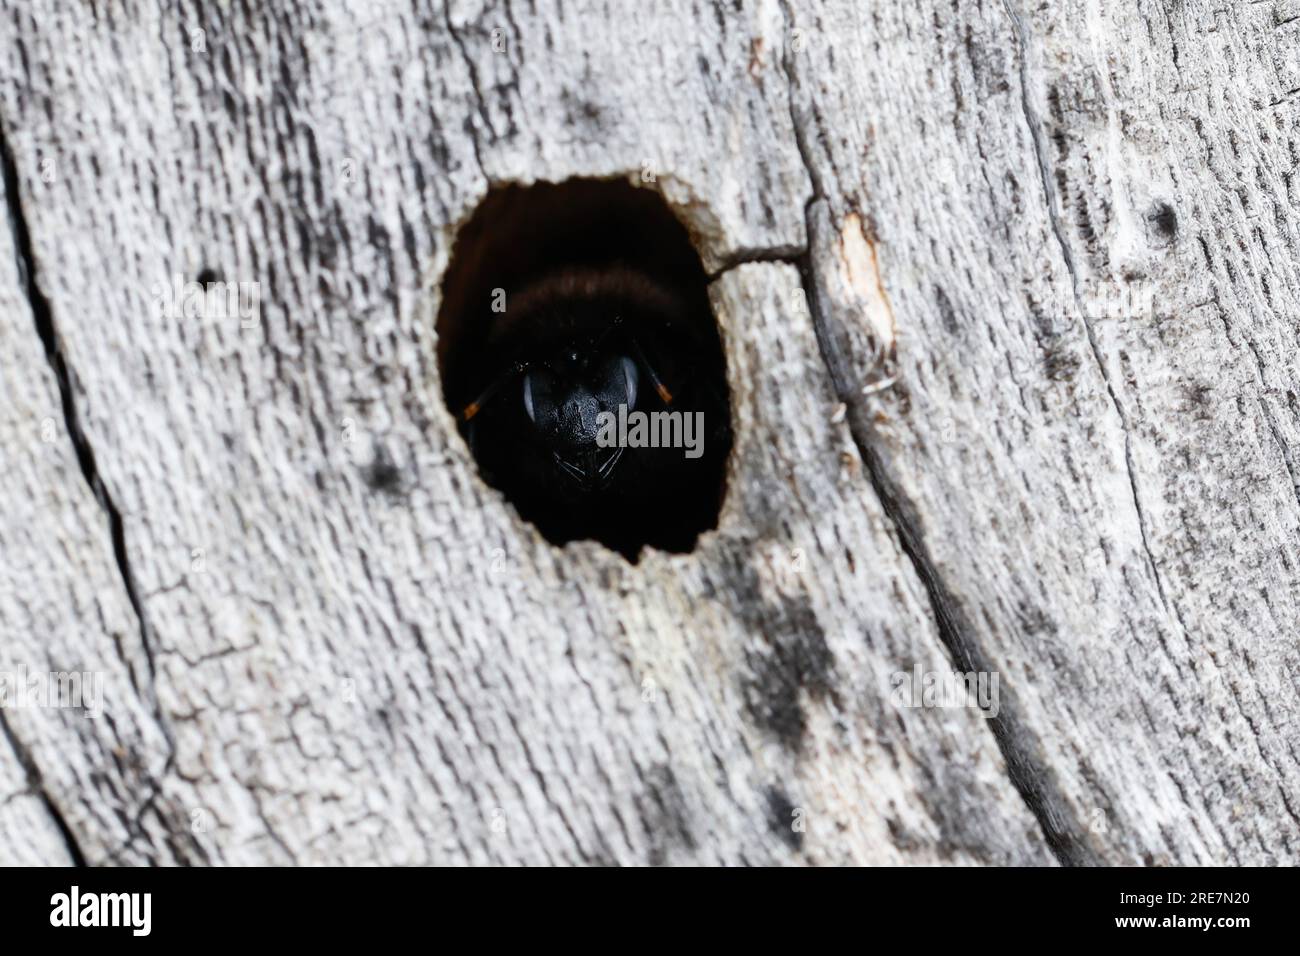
798,234,1095,866
442,4,489,180
779,0,1092,866
1,118,180,860
0,707,86,865
0,124,162,704
1001,0,1181,632
1002,0,1078,294
795,241,1094,864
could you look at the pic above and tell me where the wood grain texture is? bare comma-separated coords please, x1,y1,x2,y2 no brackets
0,160,167,866
0,0,1294,865
786,0,1300,863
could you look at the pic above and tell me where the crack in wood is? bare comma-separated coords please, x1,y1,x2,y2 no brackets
442,2,490,179
0,708,85,865
1001,0,1184,634
780,0,1092,866
0,116,184,864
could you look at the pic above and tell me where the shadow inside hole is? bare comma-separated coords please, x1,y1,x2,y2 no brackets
438,179,732,561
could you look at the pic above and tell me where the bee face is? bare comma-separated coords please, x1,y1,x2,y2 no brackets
523,348,638,490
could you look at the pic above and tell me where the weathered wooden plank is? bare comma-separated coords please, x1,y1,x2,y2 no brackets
0,0,1054,864
1,0,1295,866
785,0,1300,862
0,161,171,865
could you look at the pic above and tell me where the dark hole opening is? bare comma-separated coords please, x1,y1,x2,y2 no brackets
1150,203,1178,241
437,178,732,561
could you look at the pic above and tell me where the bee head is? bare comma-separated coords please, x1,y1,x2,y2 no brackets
522,344,639,489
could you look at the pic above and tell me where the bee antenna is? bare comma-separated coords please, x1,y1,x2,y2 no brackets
627,335,674,406
460,362,530,422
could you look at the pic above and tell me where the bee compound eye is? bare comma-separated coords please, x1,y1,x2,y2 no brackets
522,370,537,422
620,355,638,410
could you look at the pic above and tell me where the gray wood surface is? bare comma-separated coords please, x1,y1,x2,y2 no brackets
0,0,1295,864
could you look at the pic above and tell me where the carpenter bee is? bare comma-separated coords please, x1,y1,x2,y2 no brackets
453,265,731,558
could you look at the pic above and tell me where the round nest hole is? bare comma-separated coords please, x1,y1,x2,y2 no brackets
437,178,733,561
